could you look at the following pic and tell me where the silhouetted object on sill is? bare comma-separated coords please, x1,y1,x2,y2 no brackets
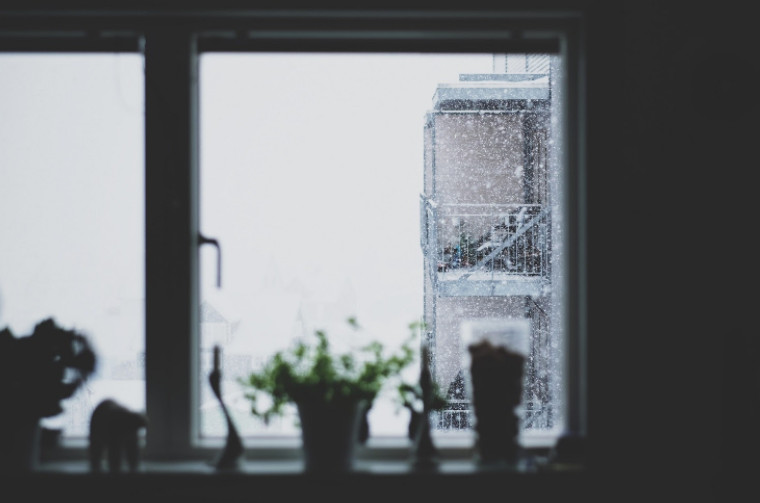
297,397,367,473
548,433,587,469
407,410,421,440
358,404,371,444
468,339,525,467
209,345,244,470
411,346,439,470
0,318,96,473
399,346,448,444
89,398,148,474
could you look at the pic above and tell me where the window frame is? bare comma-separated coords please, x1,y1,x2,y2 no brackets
0,8,586,464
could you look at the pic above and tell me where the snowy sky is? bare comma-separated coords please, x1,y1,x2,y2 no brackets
198,53,495,355
0,52,494,356
0,51,507,436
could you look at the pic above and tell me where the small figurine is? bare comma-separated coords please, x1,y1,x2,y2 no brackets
89,398,148,474
209,345,244,470
411,346,439,470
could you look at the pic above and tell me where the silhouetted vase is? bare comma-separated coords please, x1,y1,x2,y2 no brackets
468,340,525,467
296,398,367,473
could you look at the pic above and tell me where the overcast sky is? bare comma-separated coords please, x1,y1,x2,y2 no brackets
0,52,494,353
198,53,494,354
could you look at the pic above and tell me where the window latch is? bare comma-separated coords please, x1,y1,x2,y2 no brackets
198,233,222,288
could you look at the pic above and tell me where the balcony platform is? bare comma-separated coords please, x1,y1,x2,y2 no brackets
436,271,548,297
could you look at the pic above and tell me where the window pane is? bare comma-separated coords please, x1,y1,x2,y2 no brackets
0,54,145,438
198,53,563,441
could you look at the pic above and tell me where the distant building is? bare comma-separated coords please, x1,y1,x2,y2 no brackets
421,54,560,431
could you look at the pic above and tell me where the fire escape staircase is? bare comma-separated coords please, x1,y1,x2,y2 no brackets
421,195,551,298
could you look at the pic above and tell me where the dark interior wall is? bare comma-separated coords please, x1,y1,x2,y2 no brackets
592,2,753,500
1,0,748,499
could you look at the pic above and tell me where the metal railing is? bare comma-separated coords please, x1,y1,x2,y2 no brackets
421,199,551,286
434,401,555,432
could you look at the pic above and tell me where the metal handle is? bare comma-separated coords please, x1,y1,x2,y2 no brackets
199,233,222,288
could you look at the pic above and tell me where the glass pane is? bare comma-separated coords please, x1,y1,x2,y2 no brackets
198,53,563,441
0,54,145,438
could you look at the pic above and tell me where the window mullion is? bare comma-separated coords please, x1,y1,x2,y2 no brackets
144,28,200,460
556,23,586,441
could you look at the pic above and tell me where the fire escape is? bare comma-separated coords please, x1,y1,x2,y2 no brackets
420,54,558,431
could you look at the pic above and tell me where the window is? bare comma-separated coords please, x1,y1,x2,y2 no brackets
198,53,492,439
198,52,565,445
0,53,145,438
0,9,585,462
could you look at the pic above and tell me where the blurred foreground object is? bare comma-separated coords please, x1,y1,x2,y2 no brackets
0,318,96,472
89,398,148,473
209,345,244,470
468,339,525,467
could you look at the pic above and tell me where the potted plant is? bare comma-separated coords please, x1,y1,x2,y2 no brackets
0,317,97,472
240,317,420,472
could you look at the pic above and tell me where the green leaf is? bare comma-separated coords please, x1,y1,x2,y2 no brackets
241,318,420,424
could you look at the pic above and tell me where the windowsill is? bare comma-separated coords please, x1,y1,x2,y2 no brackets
33,456,584,476
20,445,587,501
52,427,559,447
33,433,577,476
46,430,560,463
20,430,586,503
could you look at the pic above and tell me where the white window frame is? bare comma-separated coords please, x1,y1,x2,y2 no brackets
0,8,586,465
